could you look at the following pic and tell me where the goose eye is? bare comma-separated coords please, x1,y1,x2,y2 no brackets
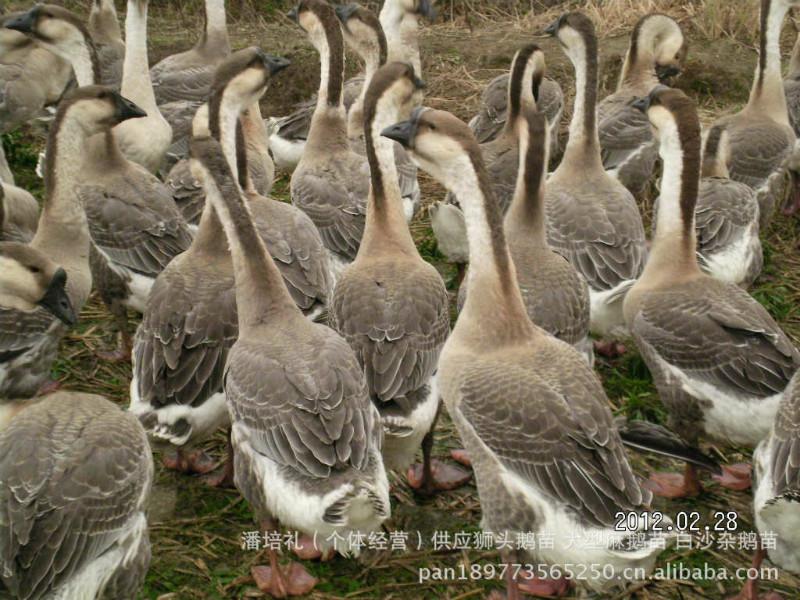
28,265,41,274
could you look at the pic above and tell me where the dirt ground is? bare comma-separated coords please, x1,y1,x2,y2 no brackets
4,1,800,599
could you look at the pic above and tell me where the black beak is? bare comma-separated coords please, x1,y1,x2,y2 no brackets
286,6,299,22
544,17,560,36
38,268,76,325
656,64,681,83
414,75,426,90
417,0,436,21
264,54,291,76
4,8,36,35
113,92,147,122
632,96,650,113
382,120,415,148
334,3,359,23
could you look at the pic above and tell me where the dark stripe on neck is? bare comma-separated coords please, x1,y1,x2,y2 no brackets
506,45,537,129
580,22,599,141
363,97,384,208
209,92,223,140
674,102,702,239
702,124,723,167
757,0,770,89
521,111,548,223
465,142,515,293
235,119,249,189
318,6,345,107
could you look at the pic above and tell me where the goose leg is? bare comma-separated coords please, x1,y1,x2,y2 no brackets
407,403,471,495
644,463,703,498
97,301,133,362
162,447,219,475
712,462,752,491
593,339,627,358
450,448,472,467
252,520,318,598
727,545,781,600
203,429,236,488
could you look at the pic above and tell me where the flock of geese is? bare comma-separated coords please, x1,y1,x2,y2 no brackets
2,0,800,598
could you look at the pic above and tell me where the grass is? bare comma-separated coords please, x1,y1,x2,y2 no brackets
4,0,800,598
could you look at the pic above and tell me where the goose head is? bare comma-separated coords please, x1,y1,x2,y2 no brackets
630,14,686,83
57,85,147,137
366,61,425,124
4,4,92,64
633,84,701,151
0,242,76,324
544,11,595,65
336,3,387,64
287,0,340,47
382,0,436,23
383,107,482,193
507,44,546,118
211,47,290,113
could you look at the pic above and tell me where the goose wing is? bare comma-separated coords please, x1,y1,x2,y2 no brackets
329,262,449,402
724,118,793,188
79,173,193,276
694,178,758,256
290,155,369,260
632,280,799,397
456,352,646,527
598,93,653,171
225,331,378,478
166,159,205,225
0,306,55,364
768,374,800,496
134,260,238,411
0,394,152,599
152,65,216,105
545,184,647,291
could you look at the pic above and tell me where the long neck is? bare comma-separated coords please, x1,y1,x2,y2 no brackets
121,0,157,111
701,127,729,178
347,40,385,141
561,36,603,170
748,0,791,125
308,19,347,149
358,97,418,257
211,90,243,184
200,0,230,54
381,4,421,75
90,0,122,44
618,40,658,91
240,103,270,194
205,164,297,329
33,118,92,304
192,199,229,257
643,125,701,281
504,120,547,244
59,36,100,86
450,155,533,344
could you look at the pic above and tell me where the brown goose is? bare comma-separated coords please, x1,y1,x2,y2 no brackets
329,62,468,495
8,4,195,361
709,0,797,228
624,86,800,498
598,14,686,195
0,392,153,599
0,86,144,398
383,106,672,598
289,0,369,273
191,133,389,598
0,9,72,134
785,20,800,136
654,123,762,288
544,12,647,347
269,0,434,171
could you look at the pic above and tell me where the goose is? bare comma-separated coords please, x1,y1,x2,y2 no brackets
0,86,145,399
0,180,38,243
598,14,685,196
429,200,469,283
383,106,672,598
0,142,12,183
289,0,370,273
329,62,468,495
269,0,434,171
113,0,172,173
468,73,564,153
708,0,797,228
336,3,421,221
132,48,329,484
499,102,592,363
166,102,275,228
153,0,231,166
544,12,647,349
624,85,800,499
190,133,389,597
785,21,800,137
742,368,800,599
654,123,762,288
8,4,195,361
0,392,153,599
0,10,72,134
87,0,124,88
